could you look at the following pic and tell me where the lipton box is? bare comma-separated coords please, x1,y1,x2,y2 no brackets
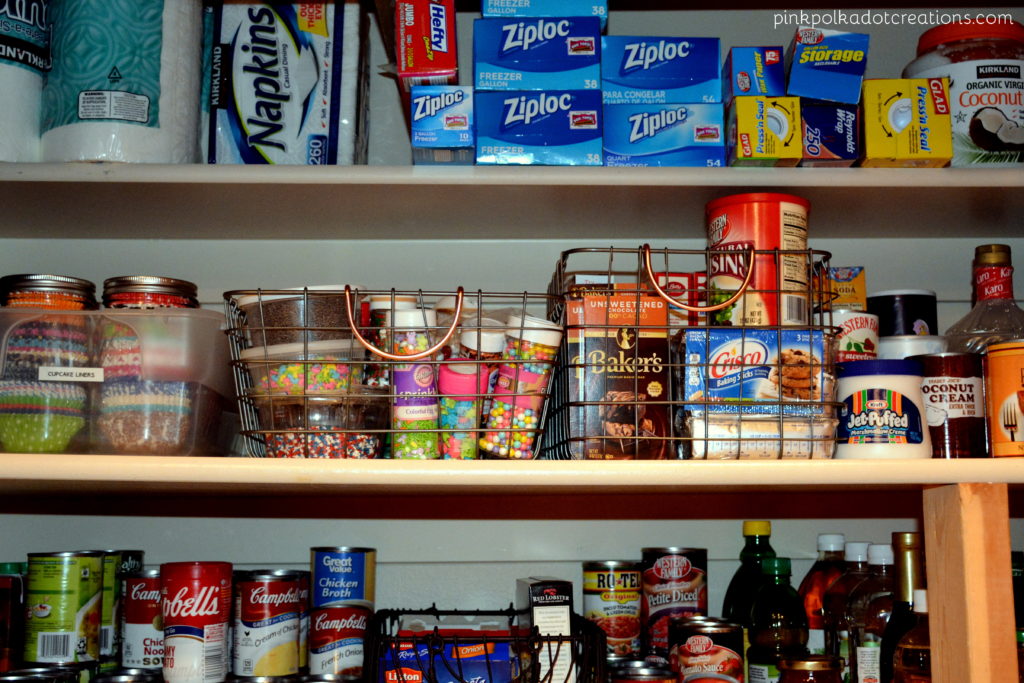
722,46,785,104
396,0,458,117
411,85,475,165
603,103,725,167
482,0,608,31
474,17,601,91
785,27,869,105
728,95,802,166
381,613,515,683
861,78,952,167
602,36,721,105
800,100,859,167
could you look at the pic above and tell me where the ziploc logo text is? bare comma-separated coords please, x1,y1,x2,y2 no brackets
504,92,572,127
413,88,465,121
238,7,292,152
622,39,693,73
430,3,449,52
630,106,688,143
501,19,569,54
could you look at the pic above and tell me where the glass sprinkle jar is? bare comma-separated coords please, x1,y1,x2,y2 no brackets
0,274,98,310
102,275,199,309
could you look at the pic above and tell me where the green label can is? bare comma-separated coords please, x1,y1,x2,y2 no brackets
25,552,105,664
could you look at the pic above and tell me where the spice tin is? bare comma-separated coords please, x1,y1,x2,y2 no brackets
832,307,879,362
308,548,375,678
639,548,708,660
231,570,302,678
668,616,744,683
582,561,642,661
867,289,938,337
24,551,105,665
160,561,232,683
910,353,987,458
984,339,1024,457
120,570,161,671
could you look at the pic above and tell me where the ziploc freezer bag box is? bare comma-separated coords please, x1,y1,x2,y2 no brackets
602,36,721,105
474,17,601,91
785,27,869,105
476,89,602,165
603,103,725,167
482,0,608,31
722,47,785,103
411,85,474,164
800,100,859,167
861,78,952,167
728,95,801,166
202,2,366,164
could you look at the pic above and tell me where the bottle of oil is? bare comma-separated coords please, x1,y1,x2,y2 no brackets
723,520,776,666
747,557,809,682
880,533,925,683
892,589,930,682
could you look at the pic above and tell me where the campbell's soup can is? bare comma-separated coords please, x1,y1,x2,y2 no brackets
985,340,1024,457
232,570,301,678
582,561,642,662
160,561,232,683
706,192,810,327
640,547,707,660
308,548,375,678
24,551,104,665
121,569,162,671
293,571,310,673
99,550,143,671
668,616,744,683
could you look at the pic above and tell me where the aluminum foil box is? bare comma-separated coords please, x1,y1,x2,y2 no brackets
800,100,859,167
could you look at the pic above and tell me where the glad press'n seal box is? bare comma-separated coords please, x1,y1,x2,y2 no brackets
728,95,801,166
861,78,952,167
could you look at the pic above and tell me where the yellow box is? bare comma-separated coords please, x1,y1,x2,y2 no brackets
861,78,952,167
728,96,802,166
815,266,867,311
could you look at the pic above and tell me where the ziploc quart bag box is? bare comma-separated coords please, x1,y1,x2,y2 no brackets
786,27,869,105
722,47,785,103
410,85,474,164
476,90,602,165
861,78,952,167
604,103,725,167
728,96,801,166
482,0,608,31
474,17,601,91
602,36,721,104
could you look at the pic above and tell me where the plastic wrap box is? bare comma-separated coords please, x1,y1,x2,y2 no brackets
0,308,233,455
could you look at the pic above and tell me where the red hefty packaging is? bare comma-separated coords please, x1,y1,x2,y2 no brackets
396,0,458,114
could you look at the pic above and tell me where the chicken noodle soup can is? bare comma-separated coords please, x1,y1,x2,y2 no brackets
121,570,162,670
582,561,642,661
308,548,375,677
24,551,104,665
984,339,1024,457
232,570,301,678
668,616,744,683
160,561,232,683
640,548,708,660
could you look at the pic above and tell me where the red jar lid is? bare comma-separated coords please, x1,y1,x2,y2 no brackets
916,20,1024,55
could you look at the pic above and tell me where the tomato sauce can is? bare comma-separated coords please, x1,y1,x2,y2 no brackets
668,616,744,683
640,547,708,660
121,569,162,671
582,561,642,662
232,570,302,678
308,548,375,678
706,192,811,327
160,561,232,683
984,339,1024,457
24,551,105,665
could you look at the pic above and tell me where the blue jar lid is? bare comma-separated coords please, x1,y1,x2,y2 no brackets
837,359,923,377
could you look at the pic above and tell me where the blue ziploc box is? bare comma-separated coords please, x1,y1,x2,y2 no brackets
475,90,603,165
601,36,722,105
474,17,601,91
722,46,785,103
481,0,608,31
800,100,859,167
410,85,475,165
603,103,725,167
786,27,869,105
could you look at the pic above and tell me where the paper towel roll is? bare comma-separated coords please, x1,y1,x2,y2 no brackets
41,0,201,163
0,1,51,162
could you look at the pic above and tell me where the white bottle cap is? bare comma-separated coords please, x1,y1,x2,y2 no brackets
868,543,895,565
818,534,846,552
913,588,928,614
844,542,870,562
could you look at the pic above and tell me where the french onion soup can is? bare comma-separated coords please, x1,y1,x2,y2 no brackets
160,561,232,683
24,551,104,665
121,569,162,670
582,561,642,661
640,547,707,660
984,340,1024,457
668,616,744,683
308,548,375,678
232,570,301,678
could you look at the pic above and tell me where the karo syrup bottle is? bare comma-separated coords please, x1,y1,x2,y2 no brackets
945,244,1024,352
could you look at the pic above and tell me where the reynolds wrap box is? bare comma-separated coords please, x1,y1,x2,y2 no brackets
603,103,725,167
476,89,602,165
396,0,458,111
722,47,785,103
728,96,801,166
800,100,859,167
410,85,474,164
602,36,721,105
474,17,601,91
786,27,869,105
482,0,608,31
861,78,952,167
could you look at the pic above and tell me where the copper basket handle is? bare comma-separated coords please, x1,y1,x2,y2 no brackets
641,243,755,312
345,286,464,361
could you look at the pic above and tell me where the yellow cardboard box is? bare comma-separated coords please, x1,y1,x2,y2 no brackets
861,78,952,167
728,96,802,166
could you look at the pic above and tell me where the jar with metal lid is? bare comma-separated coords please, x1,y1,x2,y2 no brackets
102,276,199,309
778,655,842,682
904,20,1024,167
0,274,97,310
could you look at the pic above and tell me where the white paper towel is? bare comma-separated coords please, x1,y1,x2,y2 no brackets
0,1,51,162
41,0,201,163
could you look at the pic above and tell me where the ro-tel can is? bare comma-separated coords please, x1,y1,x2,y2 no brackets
910,352,987,458
984,339,1024,457
832,307,879,362
706,193,810,327
668,616,744,683
293,571,309,673
582,561,642,662
99,551,143,672
640,548,707,661
121,569,162,671
0,564,25,672
24,551,104,665
160,561,232,683
308,548,376,678
231,570,301,678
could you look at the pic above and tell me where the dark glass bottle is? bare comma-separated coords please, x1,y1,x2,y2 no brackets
723,520,776,661
747,557,809,682
822,541,871,680
798,533,846,656
892,590,930,683
880,533,924,683
848,544,896,683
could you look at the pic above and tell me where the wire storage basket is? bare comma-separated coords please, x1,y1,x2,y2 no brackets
223,287,563,459
364,607,607,683
540,245,840,460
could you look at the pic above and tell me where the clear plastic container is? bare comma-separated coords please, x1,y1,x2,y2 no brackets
253,391,388,458
233,285,362,346
240,339,365,396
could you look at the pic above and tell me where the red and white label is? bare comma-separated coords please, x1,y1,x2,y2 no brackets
308,605,372,677
122,574,164,670
975,265,1014,301
161,562,232,683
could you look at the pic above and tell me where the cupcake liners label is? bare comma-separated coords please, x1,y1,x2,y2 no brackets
39,366,105,382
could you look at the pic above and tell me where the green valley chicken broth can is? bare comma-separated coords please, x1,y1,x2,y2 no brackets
640,548,707,661
583,561,642,662
24,551,105,665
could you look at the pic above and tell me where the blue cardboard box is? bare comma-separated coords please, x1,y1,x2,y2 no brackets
475,90,603,165
410,85,475,165
785,27,869,105
722,46,785,103
603,103,725,167
800,100,859,167
601,36,721,104
474,17,601,91
481,0,608,31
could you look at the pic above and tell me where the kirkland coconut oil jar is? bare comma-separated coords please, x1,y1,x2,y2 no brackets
904,20,1024,167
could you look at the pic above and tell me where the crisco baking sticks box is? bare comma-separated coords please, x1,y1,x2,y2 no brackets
482,0,608,31
396,0,457,107
861,78,952,168
474,17,601,91
728,96,801,166
475,90,602,165
602,36,721,105
603,103,725,167
722,46,785,103
785,27,869,105
410,85,474,164
800,100,859,167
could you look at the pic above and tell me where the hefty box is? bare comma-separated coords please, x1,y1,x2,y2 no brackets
482,0,608,31
861,78,953,167
474,17,601,91
722,46,785,103
603,103,725,167
800,100,859,167
410,85,474,164
515,578,574,683
786,27,869,105
728,95,802,166
475,89,603,165
396,0,458,108
602,36,721,105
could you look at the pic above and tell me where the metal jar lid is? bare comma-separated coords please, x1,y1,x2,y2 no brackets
779,655,842,670
0,274,97,305
102,275,198,307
